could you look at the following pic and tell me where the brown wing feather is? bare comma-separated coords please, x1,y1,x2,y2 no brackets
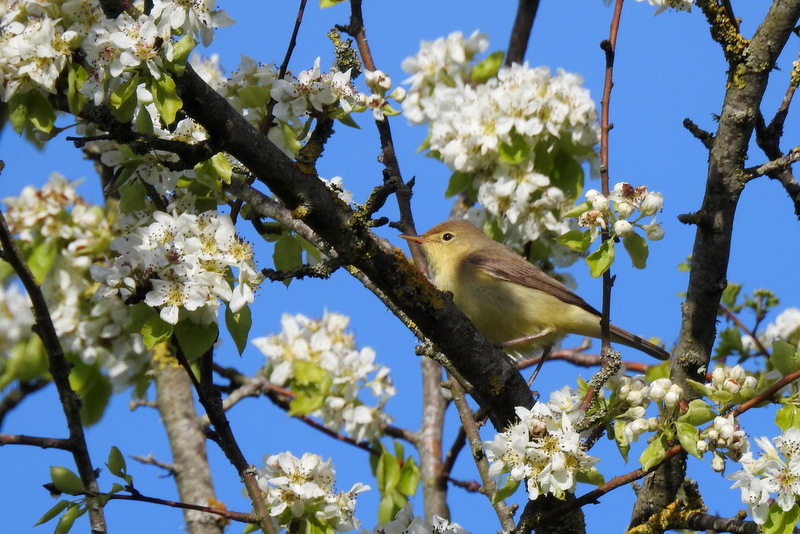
465,251,601,317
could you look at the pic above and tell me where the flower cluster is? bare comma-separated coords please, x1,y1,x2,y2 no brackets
578,183,664,243
255,452,368,532
614,377,683,444
1,174,150,391
366,502,469,534
402,31,599,254
701,413,750,472
222,55,373,157
484,388,599,500
91,195,262,326
252,312,395,442
0,0,232,103
728,427,800,525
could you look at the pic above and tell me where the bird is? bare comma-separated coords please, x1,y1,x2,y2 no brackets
400,220,670,360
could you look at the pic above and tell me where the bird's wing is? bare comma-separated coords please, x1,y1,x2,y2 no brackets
466,252,602,316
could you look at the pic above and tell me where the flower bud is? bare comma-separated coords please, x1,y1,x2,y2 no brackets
616,201,635,219
614,219,634,237
697,440,708,453
711,455,725,472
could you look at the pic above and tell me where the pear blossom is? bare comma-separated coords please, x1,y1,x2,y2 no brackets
93,196,262,326
255,452,368,532
252,312,395,442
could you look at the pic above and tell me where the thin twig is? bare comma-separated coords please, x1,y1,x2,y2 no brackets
0,174,107,532
449,377,514,531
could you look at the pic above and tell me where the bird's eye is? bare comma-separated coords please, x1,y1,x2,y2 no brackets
442,233,454,241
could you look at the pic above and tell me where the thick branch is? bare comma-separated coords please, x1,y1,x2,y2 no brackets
174,66,534,430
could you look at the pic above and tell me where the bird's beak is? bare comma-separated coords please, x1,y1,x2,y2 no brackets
399,234,429,244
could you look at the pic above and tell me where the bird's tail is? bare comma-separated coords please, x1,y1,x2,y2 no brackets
609,324,670,360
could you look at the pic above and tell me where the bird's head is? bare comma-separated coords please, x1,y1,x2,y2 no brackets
399,221,486,272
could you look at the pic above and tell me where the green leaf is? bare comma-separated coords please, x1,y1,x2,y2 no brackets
575,466,605,486
714,326,747,361
8,92,28,133
612,420,630,463
770,340,800,376
210,153,232,184
12,335,48,383
54,504,81,534
126,302,159,334
562,200,592,219
293,360,327,386
471,51,504,84
225,304,252,355
242,523,260,534
550,150,584,200
398,457,420,496
775,405,800,432
134,104,154,134
67,64,88,115
498,131,531,164
763,503,800,534
639,434,667,471
320,0,346,6
107,446,127,478
491,476,521,505
622,232,648,269
720,282,742,309
444,171,472,198
25,91,56,133
28,238,58,283
174,321,219,360
274,234,304,287
68,359,112,426
238,85,272,109
677,398,717,426
288,392,326,416
376,451,401,493
675,421,702,459
150,75,182,125
168,35,197,76
556,230,591,252
377,494,399,525
118,178,148,213
34,500,70,526
140,312,174,349
110,74,140,122
50,466,84,496
586,239,615,277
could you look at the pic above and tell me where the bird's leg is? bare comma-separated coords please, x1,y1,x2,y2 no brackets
527,345,552,387
496,327,555,349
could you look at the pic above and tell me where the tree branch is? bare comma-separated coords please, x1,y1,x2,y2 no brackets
0,176,107,533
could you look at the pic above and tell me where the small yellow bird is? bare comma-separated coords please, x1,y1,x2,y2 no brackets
400,220,669,360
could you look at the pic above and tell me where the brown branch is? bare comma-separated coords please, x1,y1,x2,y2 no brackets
0,433,72,450
449,378,514,531
174,63,534,432
104,491,257,524
0,174,107,533
506,0,541,66
171,343,276,534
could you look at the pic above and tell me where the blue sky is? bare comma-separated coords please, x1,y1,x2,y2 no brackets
2,1,799,532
